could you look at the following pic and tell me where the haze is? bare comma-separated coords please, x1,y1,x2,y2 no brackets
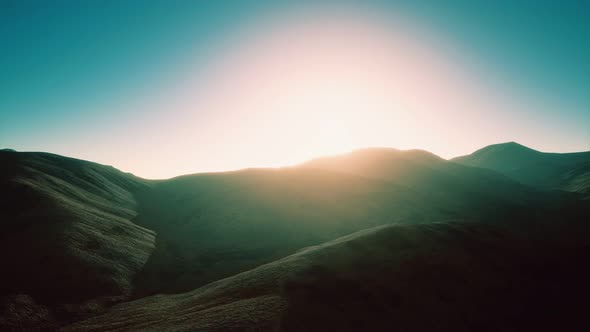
1,1,589,178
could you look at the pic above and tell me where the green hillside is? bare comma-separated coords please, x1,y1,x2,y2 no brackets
0,150,156,329
453,142,590,195
560,161,590,199
2,146,588,330
301,147,544,209
130,148,549,297
65,221,590,331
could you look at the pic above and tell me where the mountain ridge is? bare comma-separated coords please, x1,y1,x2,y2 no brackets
1,143,589,330
453,142,590,195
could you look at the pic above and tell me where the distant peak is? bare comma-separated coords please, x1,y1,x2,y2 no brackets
302,147,444,168
1,148,17,152
494,141,526,148
502,141,528,148
336,147,443,161
476,142,538,154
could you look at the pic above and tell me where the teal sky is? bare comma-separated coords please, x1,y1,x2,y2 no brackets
1,0,589,178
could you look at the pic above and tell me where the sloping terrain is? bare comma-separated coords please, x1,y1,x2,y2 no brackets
65,221,590,332
130,149,547,297
0,151,156,329
2,146,588,330
130,167,444,297
301,147,545,212
452,142,590,194
560,161,590,199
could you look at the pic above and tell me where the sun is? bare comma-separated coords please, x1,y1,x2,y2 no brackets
163,8,503,174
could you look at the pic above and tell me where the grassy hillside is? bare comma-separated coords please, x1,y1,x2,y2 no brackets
130,167,442,297
3,147,588,330
65,221,590,331
130,148,550,297
301,147,545,210
560,161,590,199
0,151,156,329
452,142,590,194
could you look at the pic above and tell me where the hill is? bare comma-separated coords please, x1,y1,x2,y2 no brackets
65,221,590,331
301,147,544,207
452,142,590,195
129,148,549,297
2,146,588,330
0,150,156,329
561,161,590,198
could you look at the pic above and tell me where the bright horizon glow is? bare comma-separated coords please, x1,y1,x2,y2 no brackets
116,9,584,178
2,3,589,179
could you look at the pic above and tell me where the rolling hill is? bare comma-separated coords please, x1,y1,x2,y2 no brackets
129,148,552,297
65,221,590,332
300,147,544,210
1,145,588,330
0,150,156,329
561,161,590,197
452,142,590,196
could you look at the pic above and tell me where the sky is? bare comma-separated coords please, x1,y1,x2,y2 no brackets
1,0,589,179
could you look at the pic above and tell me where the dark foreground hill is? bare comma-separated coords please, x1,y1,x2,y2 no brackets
65,222,590,332
453,142,590,196
0,150,156,329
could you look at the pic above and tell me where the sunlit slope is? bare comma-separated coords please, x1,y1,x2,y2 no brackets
301,147,540,205
131,149,544,297
300,146,590,229
131,168,441,296
452,142,590,194
0,150,156,329
66,222,590,332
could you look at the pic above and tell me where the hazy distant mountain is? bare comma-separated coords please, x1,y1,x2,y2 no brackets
1,146,588,330
66,222,590,332
301,147,542,206
453,142,590,196
0,150,155,329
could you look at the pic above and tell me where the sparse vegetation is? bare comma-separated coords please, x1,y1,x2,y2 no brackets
1,144,589,331
0,151,156,329
65,222,590,331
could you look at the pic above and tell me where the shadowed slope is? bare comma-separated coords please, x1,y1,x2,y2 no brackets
65,221,590,332
3,146,588,330
130,148,546,297
131,168,442,297
0,151,156,329
453,142,590,194
561,161,590,198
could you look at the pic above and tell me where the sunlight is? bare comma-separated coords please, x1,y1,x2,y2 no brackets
176,11,457,170
95,5,586,178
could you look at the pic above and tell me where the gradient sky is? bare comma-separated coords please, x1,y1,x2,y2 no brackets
1,0,589,178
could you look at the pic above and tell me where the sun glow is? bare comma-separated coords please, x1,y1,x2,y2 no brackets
166,10,483,171
98,6,565,178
